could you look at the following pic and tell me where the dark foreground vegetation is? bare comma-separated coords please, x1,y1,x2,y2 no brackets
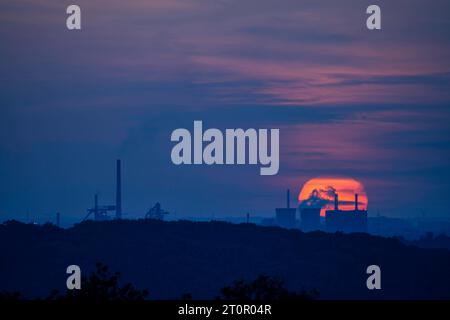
1,262,315,301
1,219,450,299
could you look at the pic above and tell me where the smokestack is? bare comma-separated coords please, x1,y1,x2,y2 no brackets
287,189,290,208
116,159,122,219
355,193,359,211
334,193,339,211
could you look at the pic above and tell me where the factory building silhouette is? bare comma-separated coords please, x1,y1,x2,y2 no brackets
325,193,367,233
275,190,297,228
274,189,368,233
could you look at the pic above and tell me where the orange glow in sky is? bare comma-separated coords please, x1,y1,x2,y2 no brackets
298,177,368,217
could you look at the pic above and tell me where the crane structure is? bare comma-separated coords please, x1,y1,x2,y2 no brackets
83,193,116,221
145,202,169,220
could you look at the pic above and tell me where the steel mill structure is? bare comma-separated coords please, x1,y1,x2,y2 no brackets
83,159,123,221
325,193,368,233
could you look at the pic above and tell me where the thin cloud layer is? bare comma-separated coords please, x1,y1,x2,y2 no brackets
0,0,450,220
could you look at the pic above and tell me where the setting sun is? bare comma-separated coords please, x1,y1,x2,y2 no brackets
298,177,368,216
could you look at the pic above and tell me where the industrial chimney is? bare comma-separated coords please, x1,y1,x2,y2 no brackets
286,189,290,209
115,159,122,219
334,193,339,211
355,193,359,211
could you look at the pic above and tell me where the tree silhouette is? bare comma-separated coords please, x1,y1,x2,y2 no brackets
0,291,22,301
49,262,148,301
3,220,450,299
219,275,318,300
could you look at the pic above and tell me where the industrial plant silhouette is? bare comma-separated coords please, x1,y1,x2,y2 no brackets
1,160,450,300
83,160,123,222
273,189,367,233
78,160,368,235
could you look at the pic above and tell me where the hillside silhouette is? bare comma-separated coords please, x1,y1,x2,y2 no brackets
1,219,450,299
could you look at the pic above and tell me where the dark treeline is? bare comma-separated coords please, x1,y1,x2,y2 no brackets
1,262,315,301
402,232,450,250
1,219,450,299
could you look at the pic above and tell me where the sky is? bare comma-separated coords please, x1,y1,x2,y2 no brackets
1,0,450,224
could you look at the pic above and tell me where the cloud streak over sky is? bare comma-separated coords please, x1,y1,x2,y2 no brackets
1,0,450,221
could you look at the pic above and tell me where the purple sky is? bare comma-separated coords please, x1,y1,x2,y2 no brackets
1,0,450,223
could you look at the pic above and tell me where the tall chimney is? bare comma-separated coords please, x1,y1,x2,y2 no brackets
116,159,122,219
355,193,359,211
334,193,339,211
287,189,290,208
